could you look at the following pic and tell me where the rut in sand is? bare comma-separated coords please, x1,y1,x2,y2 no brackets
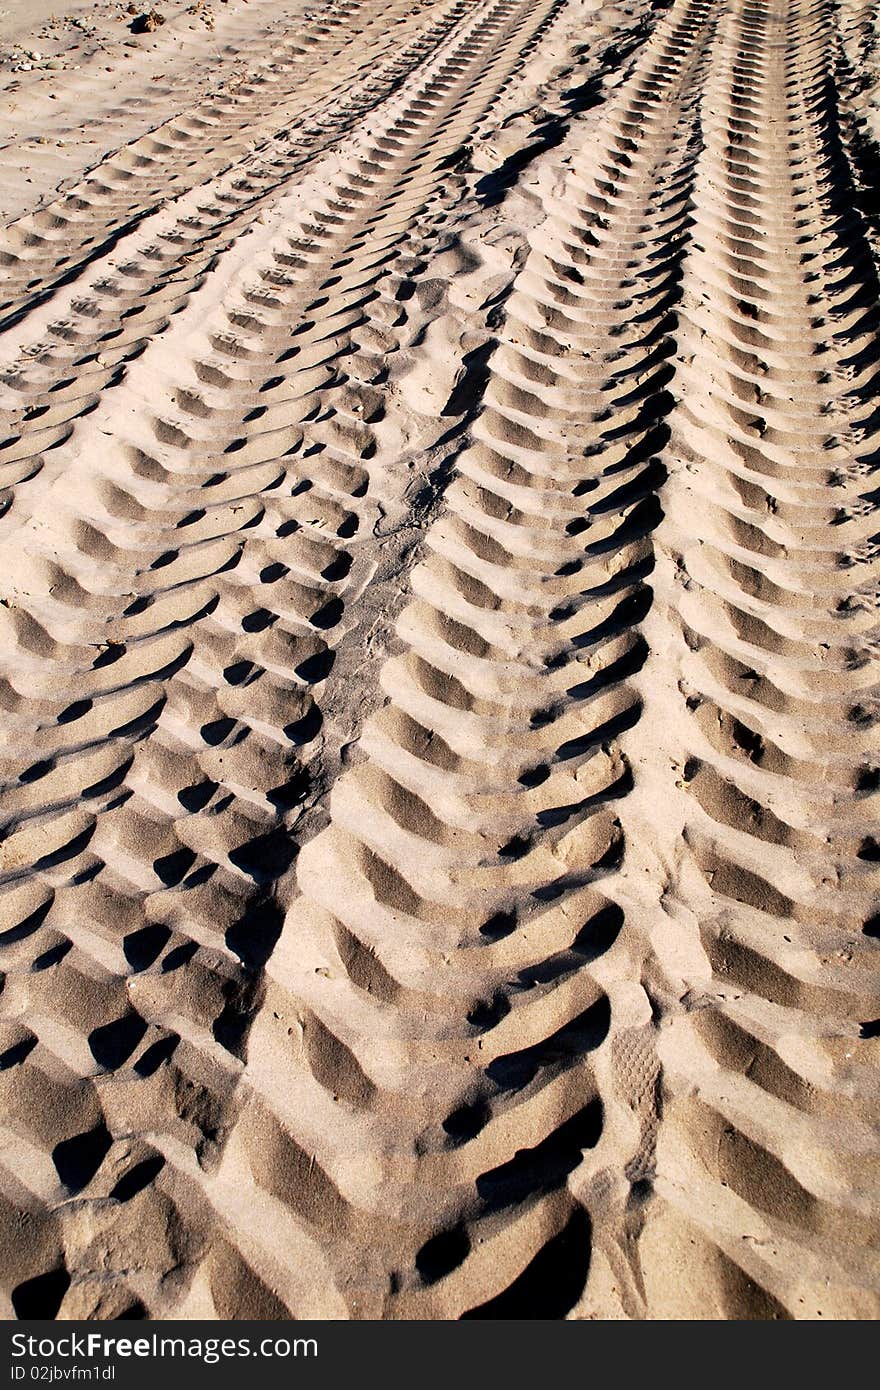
0,0,877,1320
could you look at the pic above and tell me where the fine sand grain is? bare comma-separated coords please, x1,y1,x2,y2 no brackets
0,0,878,1321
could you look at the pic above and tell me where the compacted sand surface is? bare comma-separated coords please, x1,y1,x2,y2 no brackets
0,0,878,1321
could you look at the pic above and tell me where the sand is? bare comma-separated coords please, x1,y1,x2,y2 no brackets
0,0,877,1322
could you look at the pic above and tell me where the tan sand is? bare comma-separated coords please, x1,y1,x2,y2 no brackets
0,0,877,1321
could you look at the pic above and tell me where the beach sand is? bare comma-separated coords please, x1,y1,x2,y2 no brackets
0,0,878,1321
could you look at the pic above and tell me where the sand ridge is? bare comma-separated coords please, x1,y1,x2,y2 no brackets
0,0,878,1322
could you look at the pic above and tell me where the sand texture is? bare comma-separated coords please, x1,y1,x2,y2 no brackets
0,0,878,1321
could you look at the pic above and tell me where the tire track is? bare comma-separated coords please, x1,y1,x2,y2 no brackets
0,0,322,227
233,0,714,1319
2,0,876,1325
829,0,880,264
0,0,474,513
621,0,880,1319
0,0,587,1320
0,0,448,324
